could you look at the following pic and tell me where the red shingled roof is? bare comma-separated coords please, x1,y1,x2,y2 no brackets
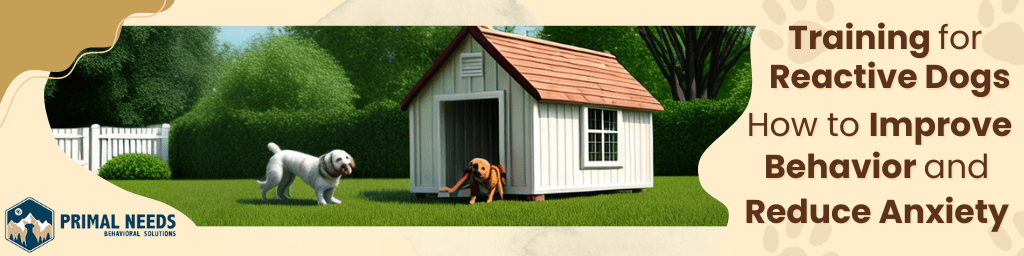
400,26,663,112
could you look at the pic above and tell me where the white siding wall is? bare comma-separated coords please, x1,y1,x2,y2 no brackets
409,36,535,194
533,102,654,194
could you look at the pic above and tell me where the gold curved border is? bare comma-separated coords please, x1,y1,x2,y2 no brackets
0,0,171,128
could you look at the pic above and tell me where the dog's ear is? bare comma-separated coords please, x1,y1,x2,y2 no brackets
493,164,506,184
490,164,501,176
348,156,356,169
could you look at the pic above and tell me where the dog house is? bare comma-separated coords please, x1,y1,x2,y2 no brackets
400,26,663,201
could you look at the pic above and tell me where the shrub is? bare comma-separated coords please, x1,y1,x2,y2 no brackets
652,83,751,176
99,154,172,180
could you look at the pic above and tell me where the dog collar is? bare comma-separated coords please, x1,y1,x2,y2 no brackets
318,154,343,179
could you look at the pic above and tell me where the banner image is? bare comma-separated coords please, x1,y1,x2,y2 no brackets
1,0,1019,255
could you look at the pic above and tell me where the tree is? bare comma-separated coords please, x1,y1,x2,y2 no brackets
208,35,358,113
637,26,751,101
285,26,459,107
495,26,517,33
170,35,360,179
45,26,222,127
536,26,672,101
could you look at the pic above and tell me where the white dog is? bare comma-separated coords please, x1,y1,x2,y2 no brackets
257,142,355,205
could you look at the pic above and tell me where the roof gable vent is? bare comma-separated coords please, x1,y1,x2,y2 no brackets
460,52,483,77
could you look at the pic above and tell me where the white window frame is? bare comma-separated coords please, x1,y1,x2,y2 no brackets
580,106,622,169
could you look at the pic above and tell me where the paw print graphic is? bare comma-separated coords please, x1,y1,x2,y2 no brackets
763,222,838,256
978,0,1023,65
760,0,835,63
989,211,1024,255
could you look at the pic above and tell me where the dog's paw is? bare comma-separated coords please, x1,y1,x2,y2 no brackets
979,0,1024,64
761,0,835,62
762,223,836,255
987,210,1024,254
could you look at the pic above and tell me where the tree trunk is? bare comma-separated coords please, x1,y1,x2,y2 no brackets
671,75,685,102
636,26,751,102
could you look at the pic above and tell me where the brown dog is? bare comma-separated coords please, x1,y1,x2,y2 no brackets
440,158,506,204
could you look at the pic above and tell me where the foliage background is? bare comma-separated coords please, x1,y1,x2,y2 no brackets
49,26,750,178
169,35,410,179
45,26,222,128
285,26,461,108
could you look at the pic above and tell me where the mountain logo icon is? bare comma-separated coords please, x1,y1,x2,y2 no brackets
6,198,54,253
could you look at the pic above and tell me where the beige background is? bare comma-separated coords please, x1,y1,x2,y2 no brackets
2,0,1019,255
702,0,1024,255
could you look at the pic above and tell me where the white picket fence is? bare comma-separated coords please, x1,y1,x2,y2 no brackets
52,124,171,174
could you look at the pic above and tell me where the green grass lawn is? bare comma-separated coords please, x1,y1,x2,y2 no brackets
110,176,726,226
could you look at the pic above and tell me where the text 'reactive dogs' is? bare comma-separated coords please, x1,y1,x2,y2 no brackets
440,158,506,204
257,142,354,205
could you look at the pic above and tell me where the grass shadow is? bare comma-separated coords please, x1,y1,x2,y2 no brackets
543,190,638,200
236,198,321,206
359,189,470,205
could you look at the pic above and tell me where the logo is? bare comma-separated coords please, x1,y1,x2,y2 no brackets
6,198,54,253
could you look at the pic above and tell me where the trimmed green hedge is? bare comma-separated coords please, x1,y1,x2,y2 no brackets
172,94,750,179
170,100,408,179
99,154,172,180
171,92,747,178
652,84,751,176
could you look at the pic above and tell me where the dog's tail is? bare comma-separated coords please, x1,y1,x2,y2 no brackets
267,142,281,154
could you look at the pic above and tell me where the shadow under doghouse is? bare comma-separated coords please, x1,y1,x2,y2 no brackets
361,188,645,204
359,189,466,205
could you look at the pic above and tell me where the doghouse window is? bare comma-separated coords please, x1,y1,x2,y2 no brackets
582,106,621,168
